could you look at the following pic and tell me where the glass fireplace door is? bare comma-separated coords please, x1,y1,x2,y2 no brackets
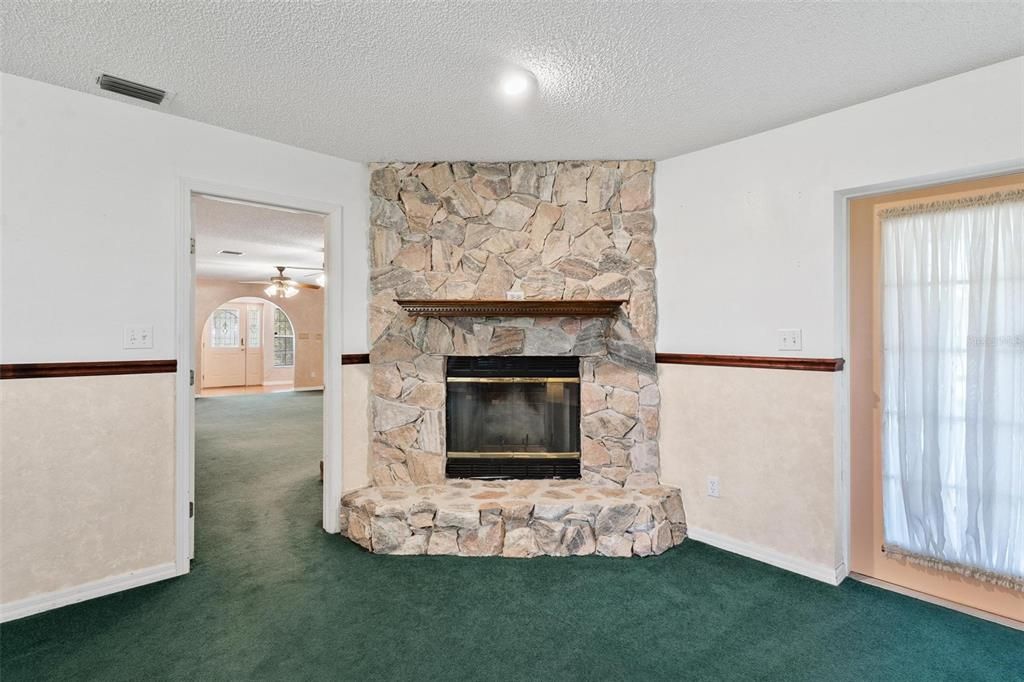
445,356,581,479
447,379,580,456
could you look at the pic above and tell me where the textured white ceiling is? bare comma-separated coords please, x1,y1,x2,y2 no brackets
192,195,326,282
2,1,1022,161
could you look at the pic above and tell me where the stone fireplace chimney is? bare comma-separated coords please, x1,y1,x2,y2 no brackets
367,161,659,489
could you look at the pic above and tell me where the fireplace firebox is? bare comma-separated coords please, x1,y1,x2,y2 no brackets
445,356,581,479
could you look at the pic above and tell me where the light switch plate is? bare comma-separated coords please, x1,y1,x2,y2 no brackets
707,476,720,498
123,325,154,349
777,328,802,351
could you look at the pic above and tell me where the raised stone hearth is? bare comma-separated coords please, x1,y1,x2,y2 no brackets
340,480,686,557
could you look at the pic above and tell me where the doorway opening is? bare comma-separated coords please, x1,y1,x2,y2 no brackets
188,190,332,563
847,171,1024,625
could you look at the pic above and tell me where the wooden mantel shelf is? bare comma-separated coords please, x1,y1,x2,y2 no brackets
395,299,626,318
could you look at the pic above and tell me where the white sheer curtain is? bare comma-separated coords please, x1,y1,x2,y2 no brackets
881,192,1023,589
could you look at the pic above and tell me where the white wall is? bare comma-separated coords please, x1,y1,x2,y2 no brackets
0,73,369,361
655,57,1024,357
0,74,369,617
654,56,1024,580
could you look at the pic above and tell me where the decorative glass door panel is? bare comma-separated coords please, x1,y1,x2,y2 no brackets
203,305,246,388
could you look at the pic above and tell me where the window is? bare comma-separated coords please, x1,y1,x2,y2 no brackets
247,307,261,348
210,308,240,347
273,308,294,367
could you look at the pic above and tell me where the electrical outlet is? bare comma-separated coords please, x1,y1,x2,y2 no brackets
505,290,524,301
777,328,802,351
707,475,720,498
123,325,153,349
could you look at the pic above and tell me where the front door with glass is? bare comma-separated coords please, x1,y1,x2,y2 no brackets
202,303,266,389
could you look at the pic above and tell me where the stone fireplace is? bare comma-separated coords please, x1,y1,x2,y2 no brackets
340,160,686,557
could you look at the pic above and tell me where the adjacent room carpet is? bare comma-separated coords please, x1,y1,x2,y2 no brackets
2,391,1020,680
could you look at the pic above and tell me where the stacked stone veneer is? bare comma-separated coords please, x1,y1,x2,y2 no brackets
367,160,660,489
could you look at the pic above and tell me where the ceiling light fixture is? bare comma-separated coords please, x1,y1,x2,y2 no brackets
265,282,299,299
499,67,536,99
241,266,320,296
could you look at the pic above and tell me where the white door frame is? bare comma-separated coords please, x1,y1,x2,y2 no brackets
831,158,1023,585
174,177,345,576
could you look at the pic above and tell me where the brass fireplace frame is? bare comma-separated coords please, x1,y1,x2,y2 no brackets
445,355,582,479
446,377,579,384
446,451,581,459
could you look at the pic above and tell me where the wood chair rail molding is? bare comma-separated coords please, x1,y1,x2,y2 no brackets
341,353,371,365
655,353,845,372
1,359,178,379
395,299,627,318
0,355,444,373
339,353,843,371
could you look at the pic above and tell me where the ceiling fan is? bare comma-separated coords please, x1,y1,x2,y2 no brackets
240,266,322,298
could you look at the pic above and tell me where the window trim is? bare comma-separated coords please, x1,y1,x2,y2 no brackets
272,308,295,368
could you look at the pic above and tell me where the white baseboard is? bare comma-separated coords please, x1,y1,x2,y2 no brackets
0,562,177,623
294,385,324,392
687,527,845,585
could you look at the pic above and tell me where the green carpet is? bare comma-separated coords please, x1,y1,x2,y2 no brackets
2,391,1021,680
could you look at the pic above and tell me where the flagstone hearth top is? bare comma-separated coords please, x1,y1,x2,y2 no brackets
339,479,686,558
394,299,627,318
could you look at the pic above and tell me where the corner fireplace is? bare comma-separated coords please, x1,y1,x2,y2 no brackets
445,356,581,480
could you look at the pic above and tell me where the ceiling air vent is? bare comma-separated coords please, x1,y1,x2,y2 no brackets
96,74,166,104
218,249,245,256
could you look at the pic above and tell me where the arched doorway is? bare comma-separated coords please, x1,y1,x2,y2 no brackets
199,297,296,396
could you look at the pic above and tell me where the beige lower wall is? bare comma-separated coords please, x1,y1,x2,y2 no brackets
339,360,841,572
0,361,838,609
342,364,370,492
338,361,841,570
0,364,368,611
659,363,838,571
0,374,176,605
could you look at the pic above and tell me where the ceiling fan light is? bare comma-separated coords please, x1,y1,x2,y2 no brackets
265,283,298,298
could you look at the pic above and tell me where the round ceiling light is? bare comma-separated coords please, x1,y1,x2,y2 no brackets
499,68,536,99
